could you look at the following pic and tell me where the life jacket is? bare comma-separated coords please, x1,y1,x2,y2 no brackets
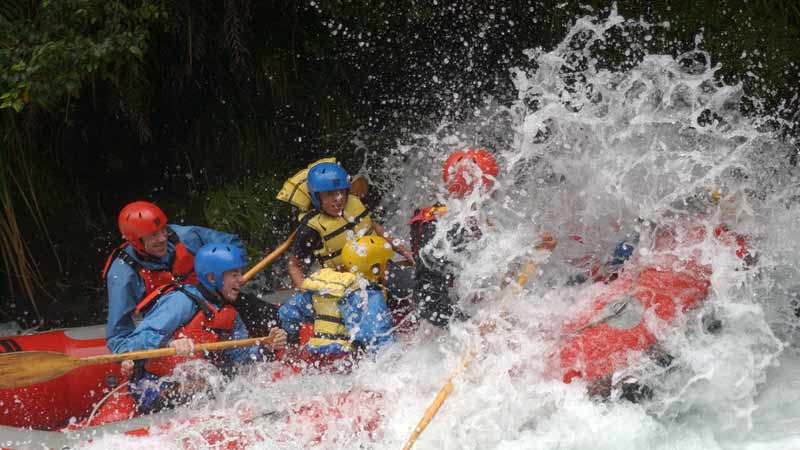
276,157,338,211
102,226,198,296
299,196,373,269
409,203,447,257
302,268,359,352
133,284,238,377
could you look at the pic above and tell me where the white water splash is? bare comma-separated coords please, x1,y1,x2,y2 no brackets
72,7,800,450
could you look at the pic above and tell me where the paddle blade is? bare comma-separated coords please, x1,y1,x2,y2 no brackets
350,175,369,198
0,351,82,389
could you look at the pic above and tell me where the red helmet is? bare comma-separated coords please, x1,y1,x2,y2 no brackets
442,148,499,197
118,201,168,251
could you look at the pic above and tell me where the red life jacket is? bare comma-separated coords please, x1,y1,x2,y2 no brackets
134,284,238,377
102,226,198,298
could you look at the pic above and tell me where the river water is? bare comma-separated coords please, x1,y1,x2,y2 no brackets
57,8,800,450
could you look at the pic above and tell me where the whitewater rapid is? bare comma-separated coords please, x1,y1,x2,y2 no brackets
51,6,800,450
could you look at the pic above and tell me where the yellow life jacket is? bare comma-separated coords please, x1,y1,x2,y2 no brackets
299,195,374,269
276,157,337,211
302,268,358,351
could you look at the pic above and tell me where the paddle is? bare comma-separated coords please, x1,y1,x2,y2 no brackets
0,336,274,390
242,231,297,283
401,240,552,450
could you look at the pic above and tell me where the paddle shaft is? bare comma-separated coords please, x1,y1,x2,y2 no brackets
401,254,544,450
401,351,475,450
0,336,274,389
242,231,296,283
81,336,273,365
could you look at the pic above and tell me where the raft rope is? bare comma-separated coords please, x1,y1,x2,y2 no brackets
569,297,631,335
85,380,130,427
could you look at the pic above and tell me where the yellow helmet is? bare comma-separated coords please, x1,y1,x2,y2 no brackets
341,236,395,283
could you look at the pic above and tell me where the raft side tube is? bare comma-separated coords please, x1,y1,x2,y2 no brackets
0,410,182,450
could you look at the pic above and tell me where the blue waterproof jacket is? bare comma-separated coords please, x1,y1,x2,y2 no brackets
105,224,242,353
120,284,260,363
126,284,259,415
279,287,395,355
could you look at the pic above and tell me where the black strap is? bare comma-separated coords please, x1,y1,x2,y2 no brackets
313,332,350,341
137,283,182,316
118,248,187,285
315,314,345,324
321,209,371,241
317,249,341,262
176,285,234,339
299,210,318,226
0,339,21,353
112,229,180,274
116,249,143,273
177,285,215,319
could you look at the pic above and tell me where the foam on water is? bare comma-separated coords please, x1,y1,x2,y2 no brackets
70,7,800,450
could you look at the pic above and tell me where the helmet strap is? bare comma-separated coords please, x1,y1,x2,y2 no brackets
205,272,218,289
371,262,386,283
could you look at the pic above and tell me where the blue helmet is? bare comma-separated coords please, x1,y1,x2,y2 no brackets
307,162,350,209
194,243,247,291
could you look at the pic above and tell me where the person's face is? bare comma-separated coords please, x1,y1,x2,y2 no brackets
141,227,169,257
218,268,243,302
319,189,347,216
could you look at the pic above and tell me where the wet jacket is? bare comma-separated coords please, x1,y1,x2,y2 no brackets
133,284,240,377
279,269,395,355
120,283,260,365
105,224,243,354
409,204,479,327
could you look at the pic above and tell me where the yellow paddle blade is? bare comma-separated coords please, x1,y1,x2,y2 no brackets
0,336,274,390
350,175,369,198
0,351,84,389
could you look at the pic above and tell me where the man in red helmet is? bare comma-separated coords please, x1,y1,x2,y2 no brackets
103,201,246,357
409,149,555,327
409,149,497,327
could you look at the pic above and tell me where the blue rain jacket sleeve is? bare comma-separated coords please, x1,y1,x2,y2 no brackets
278,292,315,341
221,314,262,364
105,257,146,353
115,291,199,353
169,224,244,256
608,235,638,269
340,288,395,352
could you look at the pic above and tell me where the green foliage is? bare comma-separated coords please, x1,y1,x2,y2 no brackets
0,0,165,112
0,0,165,323
203,175,293,260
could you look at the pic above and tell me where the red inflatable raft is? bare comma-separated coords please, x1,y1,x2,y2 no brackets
0,324,120,430
558,259,710,384
556,221,752,387
0,322,381,450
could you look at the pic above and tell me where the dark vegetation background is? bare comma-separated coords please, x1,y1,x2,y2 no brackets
1,0,798,329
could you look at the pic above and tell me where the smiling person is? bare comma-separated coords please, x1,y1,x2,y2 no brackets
286,162,414,288
119,244,287,414
103,201,245,356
